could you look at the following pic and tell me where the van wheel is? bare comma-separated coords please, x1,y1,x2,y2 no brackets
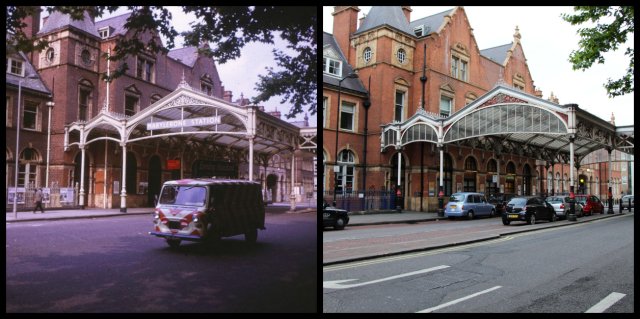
166,239,181,248
245,228,258,243
334,218,346,230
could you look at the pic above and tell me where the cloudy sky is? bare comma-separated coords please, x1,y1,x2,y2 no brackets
65,6,315,124
323,6,634,126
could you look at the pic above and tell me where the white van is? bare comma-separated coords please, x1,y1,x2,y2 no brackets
149,179,265,248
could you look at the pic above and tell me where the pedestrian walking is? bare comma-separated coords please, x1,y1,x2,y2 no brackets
33,188,45,214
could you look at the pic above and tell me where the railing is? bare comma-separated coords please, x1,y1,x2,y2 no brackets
323,190,398,212
6,182,80,210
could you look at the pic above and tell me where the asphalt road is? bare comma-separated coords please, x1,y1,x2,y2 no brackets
6,211,317,313
323,213,634,313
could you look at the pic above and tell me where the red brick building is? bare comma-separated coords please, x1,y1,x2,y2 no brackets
8,8,314,209
323,6,633,212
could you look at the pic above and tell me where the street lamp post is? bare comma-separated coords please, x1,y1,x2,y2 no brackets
45,101,55,191
333,72,359,207
13,74,39,219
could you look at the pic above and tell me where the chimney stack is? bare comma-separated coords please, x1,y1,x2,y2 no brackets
223,91,233,102
332,6,360,67
401,6,412,22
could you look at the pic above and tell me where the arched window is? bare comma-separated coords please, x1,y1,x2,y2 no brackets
555,172,560,193
486,159,497,173
78,79,94,121
563,173,568,192
126,152,137,195
523,164,532,196
505,162,516,194
464,157,477,171
337,150,355,194
443,153,453,196
547,171,553,193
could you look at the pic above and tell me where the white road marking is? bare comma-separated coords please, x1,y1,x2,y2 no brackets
323,265,450,289
585,292,626,313
416,285,502,313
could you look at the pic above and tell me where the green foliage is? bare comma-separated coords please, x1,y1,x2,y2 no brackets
561,6,634,97
6,6,317,119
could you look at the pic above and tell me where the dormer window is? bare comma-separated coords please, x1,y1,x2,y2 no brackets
6,58,25,76
414,25,423,37
99,27,110,39
323,57,342,77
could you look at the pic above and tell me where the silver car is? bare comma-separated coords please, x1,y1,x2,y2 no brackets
445,192,496,220
545,196,584,219
620,195,634,210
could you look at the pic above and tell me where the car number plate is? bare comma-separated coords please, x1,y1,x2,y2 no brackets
450,205,456,209
323,213,330,218
508,214,518,219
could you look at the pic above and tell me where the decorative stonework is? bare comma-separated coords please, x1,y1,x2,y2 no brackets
479,93,528,108
165,94,211,109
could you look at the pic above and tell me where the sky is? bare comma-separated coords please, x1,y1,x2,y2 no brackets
44,6,315,125
323,6,634,126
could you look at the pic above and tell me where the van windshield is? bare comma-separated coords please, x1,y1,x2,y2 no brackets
159,186,206,206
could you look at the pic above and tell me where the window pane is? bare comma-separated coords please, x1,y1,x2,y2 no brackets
440,96,452,117
23,102,38,129
125,96,138,116
461,61,467,81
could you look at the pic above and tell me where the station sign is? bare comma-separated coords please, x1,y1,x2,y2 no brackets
147,116,221,130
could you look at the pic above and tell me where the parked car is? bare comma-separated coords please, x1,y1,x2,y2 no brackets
545,196,585,219
574,194,604,215
488,193,516,216
445,192,496,220
502,196,557,225
620,195,634,211
323,202,349,230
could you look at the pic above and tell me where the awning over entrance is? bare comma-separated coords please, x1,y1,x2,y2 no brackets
64,78,302,211
381,85,634,160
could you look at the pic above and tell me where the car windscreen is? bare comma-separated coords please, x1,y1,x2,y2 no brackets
546,197,562,204
449,194,465,202
575,197,587,204
159,185,206,206
508,198,527,207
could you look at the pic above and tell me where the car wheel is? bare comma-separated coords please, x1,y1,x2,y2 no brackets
467,210,474,220
502,219,510,225
550,213,557,222
490,209,495,218
527,214,536,225
334,217,346,230
166,239,181,248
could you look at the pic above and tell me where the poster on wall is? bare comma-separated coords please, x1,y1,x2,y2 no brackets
60,188,75,203
113,181,120,194
42,188,51,204
8,188,26,204
138,182,148,195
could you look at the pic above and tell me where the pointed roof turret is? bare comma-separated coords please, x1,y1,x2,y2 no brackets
354,6,414,36
38,10,100,38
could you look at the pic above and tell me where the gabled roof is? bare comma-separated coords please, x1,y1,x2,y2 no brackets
409,8,454,36
6,52,51,96
94,12,132,38
480,43,512,65
354,6,414,36
167,46,199,67
322,32,367,95
38,10,100,38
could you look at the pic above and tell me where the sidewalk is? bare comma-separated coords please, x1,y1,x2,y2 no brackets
6,202,316,223
5,207,153,223
324,207,631,265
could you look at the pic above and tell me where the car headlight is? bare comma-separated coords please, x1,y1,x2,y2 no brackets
153,212,160,220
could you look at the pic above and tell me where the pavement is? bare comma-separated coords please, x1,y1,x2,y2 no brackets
5,202,315,223
323,206,632,265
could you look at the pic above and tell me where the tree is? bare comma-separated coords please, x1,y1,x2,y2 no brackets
6,6,317,119
561,6,634,98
